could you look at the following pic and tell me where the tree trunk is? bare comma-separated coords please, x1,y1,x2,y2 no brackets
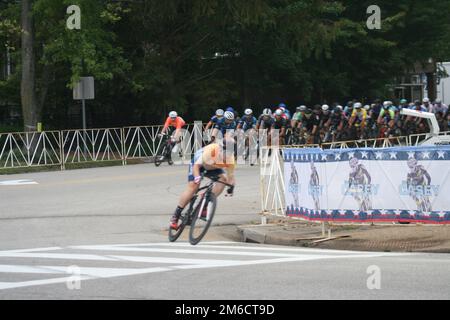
426,72,437,102
21,0,38,132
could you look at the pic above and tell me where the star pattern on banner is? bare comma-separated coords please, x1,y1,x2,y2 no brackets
421,151,431,160
361,151,369,159
389,152,398,159
437,151,446,159
407,152,416,159
375,152,384,160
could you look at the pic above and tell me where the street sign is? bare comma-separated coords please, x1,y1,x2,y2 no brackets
73,77,95,151
73,77,95,100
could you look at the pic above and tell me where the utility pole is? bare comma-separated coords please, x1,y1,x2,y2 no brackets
425,58,438,101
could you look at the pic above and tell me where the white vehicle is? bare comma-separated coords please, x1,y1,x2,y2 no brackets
401,108,450,145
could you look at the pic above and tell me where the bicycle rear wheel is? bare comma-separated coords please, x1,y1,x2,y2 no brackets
189,194,217,245
168,208,190,242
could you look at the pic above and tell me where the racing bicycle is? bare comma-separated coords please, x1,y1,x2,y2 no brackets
155,133,182,167
168,173,234,245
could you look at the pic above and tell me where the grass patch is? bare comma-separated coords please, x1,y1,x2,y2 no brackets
0,125,23,134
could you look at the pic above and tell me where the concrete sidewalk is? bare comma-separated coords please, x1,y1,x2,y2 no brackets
236,218,450,253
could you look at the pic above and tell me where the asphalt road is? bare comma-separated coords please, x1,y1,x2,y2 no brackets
0,164,449,300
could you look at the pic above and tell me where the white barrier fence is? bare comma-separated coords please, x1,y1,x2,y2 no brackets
0,122,263,171
2,125,449,175
0,123,205,170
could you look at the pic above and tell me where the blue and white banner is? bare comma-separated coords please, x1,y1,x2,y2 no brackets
284,146,450,224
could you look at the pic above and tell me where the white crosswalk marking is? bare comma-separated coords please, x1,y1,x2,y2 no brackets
0,241,408,291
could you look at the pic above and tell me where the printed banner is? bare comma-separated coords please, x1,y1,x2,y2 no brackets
284,146,450,224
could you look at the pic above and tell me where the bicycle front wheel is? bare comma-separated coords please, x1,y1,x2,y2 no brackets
189,194,217,245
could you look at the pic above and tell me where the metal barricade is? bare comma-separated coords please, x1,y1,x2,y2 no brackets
0,131,62,169
61,128,124,168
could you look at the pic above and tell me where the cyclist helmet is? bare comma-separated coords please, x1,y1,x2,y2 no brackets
400,99,408,104
278,103,287,108
275,109,283,117
364,105,371,111
435,99,442,104
305,108,312,115
354,103,362,109
322,105,330,112
224,111,235,120
299,105,307,112
263,108,272,116
244,108,253,116
383,101,391,109
226,106,235,112
423,98,430,103
169,111,178,119
216,109,224,117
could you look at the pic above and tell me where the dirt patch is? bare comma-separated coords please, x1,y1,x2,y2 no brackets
236,218,450,253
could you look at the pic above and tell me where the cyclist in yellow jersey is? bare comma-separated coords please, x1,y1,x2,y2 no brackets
169,140,236,229
349,103,367,129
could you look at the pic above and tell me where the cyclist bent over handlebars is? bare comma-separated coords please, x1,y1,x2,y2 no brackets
169,139,236,229
160,111,186,164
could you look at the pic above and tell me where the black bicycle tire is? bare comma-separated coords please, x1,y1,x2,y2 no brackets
244,143,249,161
168,200,195,242
189,194,217,245
154,146,167,167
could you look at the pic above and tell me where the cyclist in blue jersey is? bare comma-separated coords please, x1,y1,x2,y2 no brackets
238,109,258,164
226,106,240,123
205,109,225,131
237,109,257,132
211,111,237,142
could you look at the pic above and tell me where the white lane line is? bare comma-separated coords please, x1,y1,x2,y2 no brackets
0,265,170,277
109,255,242,265
42,266,172,278
0,252,246,265
96,242,413,256
0,276,92,291
0,252,117,261
106,241,238,247
171,252,395,270
69,245,307,258
0,242,402,291
113,243,380,255
0,266,173,291
0,247,62,254
0,180,38,186
0,265,66,274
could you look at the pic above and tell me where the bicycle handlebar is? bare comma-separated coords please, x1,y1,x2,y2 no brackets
201,173,234,188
